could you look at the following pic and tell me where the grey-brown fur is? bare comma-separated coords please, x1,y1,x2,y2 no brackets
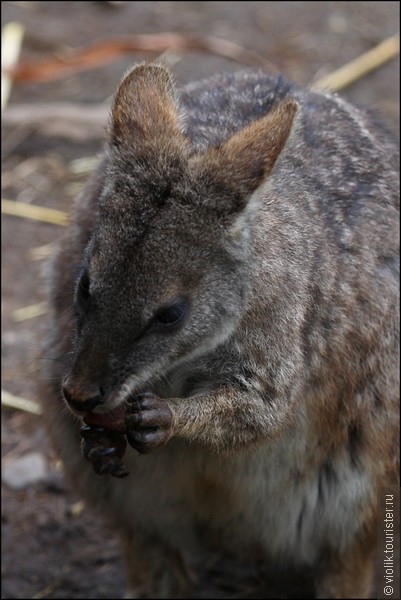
40,64,399,598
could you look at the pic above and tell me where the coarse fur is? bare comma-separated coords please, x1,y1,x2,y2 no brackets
40,64,399,599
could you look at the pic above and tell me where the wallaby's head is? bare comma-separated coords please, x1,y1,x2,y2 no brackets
62,63,298,415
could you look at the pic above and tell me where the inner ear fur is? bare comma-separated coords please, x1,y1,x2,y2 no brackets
109,62,188,154
193,99,299,211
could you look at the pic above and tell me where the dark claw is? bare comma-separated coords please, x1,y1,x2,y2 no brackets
111,463,130,478
127,391,153,404
80,424,106,438
126,434,153,454
87,446,120,460
125,412,142,426
91,456,129,478
95,461,114,475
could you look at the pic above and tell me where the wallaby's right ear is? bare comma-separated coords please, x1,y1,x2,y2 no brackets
109,63,188,155
192,99,299,216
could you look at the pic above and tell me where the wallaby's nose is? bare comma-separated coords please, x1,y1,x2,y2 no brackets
62,379,103,413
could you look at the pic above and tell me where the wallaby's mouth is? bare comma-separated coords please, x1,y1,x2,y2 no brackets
83,403,128,434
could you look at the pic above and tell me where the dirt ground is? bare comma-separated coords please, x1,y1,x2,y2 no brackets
1,2,399,598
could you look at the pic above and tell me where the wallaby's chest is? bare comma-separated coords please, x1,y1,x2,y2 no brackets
123,423,370,568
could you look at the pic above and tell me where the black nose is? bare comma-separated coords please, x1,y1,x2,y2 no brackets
62,381,103,413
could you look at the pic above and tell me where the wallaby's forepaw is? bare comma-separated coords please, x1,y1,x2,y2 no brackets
80,424,129,478
125,392,174,454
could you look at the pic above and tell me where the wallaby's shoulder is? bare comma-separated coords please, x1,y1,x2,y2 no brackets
179,70,296,149
180,69,398,164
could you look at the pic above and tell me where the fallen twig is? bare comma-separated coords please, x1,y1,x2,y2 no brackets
69,155,100,174
28,242,56,261
5,33,279,83
312,33,399,92
1,21,24,109
12,302,48,322
2,198,69,225
1,389,42,415
2,102,109,139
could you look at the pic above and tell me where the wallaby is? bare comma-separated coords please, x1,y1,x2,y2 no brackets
40,63,399,599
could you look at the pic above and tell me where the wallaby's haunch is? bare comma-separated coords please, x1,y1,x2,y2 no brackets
41,63,399,599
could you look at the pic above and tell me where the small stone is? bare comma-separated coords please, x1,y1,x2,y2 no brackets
2,452,48,490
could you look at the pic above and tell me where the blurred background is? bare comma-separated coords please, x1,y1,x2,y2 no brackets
1,2,399,598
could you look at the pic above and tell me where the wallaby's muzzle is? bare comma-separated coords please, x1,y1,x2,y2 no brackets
62,377,104,414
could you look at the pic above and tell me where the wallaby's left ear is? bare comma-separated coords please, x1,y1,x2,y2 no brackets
193,99,299,213
109,62,188,156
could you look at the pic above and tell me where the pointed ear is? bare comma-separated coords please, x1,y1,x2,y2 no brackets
109,62,187,154
193,99,299,215
221,99,298,187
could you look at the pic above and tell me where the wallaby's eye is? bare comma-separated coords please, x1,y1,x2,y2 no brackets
153,297,189,329
77,269,91,303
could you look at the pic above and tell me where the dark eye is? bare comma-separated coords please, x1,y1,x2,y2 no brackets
153,297,188,329
77,268,91,304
